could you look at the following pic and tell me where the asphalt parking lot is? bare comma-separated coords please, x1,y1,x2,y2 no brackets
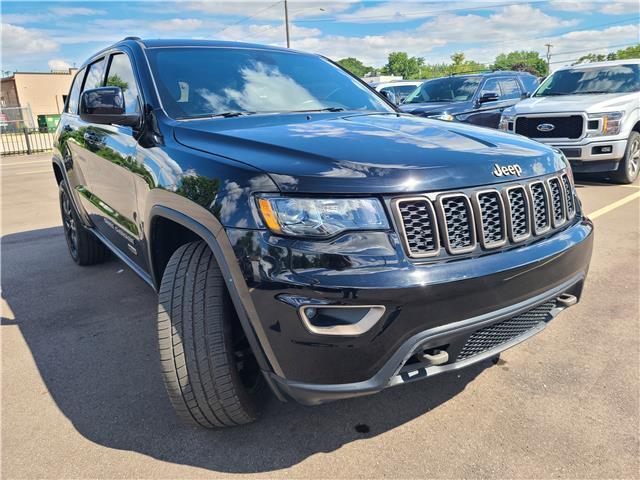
2,152,639,479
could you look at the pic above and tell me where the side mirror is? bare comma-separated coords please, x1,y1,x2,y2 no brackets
521,91,531,99
479,92,499,103
381,89,397,104
79,87,139,127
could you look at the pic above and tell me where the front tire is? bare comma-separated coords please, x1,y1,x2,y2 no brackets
157,241,263,428
611,131,640,184
58,181,109,265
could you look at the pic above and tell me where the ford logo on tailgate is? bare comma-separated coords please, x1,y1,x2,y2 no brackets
537,123,556,132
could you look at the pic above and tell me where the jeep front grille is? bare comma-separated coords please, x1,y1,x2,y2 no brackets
393,173,577,259
456,301,556,361
438,195,476,253
396,198,439,257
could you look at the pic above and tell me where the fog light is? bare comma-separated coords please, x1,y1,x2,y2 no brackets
299,305,386,336
592,145,613,155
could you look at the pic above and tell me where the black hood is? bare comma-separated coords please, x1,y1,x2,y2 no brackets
173,112,564,194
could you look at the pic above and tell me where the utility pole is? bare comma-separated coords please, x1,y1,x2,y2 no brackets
284,0,290,48
545,43,553,74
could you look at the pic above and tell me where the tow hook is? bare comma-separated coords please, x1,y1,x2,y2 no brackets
557,293,578,307
421,349,449,366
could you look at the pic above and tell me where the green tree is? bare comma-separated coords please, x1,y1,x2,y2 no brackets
106,73,129,92
493,51,548,77
336,57,374,77
613,44,640,60
382,52,425,79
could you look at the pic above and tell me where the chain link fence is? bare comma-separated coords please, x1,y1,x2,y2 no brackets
1,106,55,155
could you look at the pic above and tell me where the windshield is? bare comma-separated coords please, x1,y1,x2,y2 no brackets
145,47,394,119
403,76,481,104
535,64,640,96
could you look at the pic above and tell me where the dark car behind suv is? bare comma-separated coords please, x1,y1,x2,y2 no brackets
52,38,592,429
400,71,539,128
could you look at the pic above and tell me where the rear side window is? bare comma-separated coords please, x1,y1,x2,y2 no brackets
83,58,106,92
105,53,141,114
498,78,522,100
65,67,85,114
480,78,501,100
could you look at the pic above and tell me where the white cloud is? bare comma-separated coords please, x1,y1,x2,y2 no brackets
183,0,354,20
217,22,322,42
49,7,106,16
1,24,59,62
47,59,71,70
601,1,640,15
548,1,597,12
151,18,205,31
335,1,483,23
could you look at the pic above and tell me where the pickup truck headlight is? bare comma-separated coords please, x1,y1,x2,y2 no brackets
427,113,455,121
498,113,515,132
588,111,624,136
257,196,389,237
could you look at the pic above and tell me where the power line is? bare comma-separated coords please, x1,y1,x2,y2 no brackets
551,42,639,59
295,0,553,23
212,0,283,37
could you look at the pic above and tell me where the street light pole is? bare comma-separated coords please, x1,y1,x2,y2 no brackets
284,0,290,48
545,43,553,73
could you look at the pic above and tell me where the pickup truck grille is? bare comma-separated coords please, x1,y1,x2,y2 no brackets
515,115,584,139
393,173,576,259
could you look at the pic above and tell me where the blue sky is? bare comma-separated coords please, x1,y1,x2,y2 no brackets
2,0,638,73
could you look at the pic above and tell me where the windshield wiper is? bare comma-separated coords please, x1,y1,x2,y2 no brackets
289,107,346,113
535,92,568,97
571,91,610,95
178,111,257,120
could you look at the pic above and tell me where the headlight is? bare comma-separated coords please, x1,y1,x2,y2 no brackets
498,113,515,132
587,111,624,136
256,196,389,237
427,113,454,121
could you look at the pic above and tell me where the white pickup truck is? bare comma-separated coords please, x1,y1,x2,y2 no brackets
499,59,640,183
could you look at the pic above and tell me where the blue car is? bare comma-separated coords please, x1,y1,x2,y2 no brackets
400,71,539,129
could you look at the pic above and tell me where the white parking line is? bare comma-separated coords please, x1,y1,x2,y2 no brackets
9,170,52,176
588,191,640,220
1,159,51,167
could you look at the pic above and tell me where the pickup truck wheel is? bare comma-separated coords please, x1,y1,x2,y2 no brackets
59,182,110,265
157,241,262,428
612,131,640,184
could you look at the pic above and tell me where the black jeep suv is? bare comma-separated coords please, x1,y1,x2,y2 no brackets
52,38,593,428
400,71,539,129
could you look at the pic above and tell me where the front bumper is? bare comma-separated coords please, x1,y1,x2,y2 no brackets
539,138,627,173
226,217,593,404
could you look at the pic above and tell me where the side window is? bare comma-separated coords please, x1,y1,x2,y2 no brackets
83,58,106,92
106,53,141,114
520,75,540,95
65,67,86,114
480,78,501,100
499,78,522,100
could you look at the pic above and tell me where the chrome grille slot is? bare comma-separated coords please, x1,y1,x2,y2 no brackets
394,198,439,258
438,194,476,254
529,181,551,235
561,174,576,219
475,190,506,248
548,177,566,227
505,186,530,242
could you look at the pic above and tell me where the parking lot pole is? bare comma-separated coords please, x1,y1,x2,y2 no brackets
284,0,290,48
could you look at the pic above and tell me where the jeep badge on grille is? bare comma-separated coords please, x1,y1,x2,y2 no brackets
492,164,523,177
